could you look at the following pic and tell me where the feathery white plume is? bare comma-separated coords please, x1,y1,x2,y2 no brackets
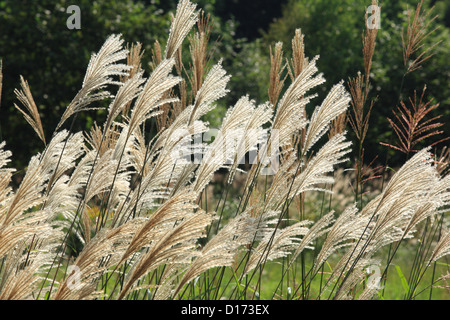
303,81,351,153
128,58,181,136
165,0,199,59
58,34,130,129
271,56,324,149
188,60,231,125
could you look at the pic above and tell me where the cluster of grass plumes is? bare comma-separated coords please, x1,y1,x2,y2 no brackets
0,0,448,300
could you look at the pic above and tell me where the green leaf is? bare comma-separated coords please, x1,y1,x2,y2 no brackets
395,265,410,294
436,262,450,268
376,291,385,300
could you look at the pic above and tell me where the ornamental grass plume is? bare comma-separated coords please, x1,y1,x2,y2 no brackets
380,86,449,155
402,0,441,74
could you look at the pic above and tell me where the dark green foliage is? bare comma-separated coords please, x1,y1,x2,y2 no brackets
0,0,171,173
262,0,449,166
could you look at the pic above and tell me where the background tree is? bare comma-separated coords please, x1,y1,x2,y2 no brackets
262,0,450,165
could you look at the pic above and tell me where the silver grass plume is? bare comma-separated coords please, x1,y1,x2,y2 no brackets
117,118,207,220
270,56,324,150
358,285,380,301
244,217,312,276
363,148,435,222
291,133,351,195
1,154,48,227
0,142,15,213
164,0,199,59
334,258,378,300
0,210,53,259
0,254,43,300
54,219,143,300
57,34,131,129
188,59,231,125
0,131,84,298
0,223,62,299
290,211,336,263
0,131,84,293
357,149,441,258
175,209,279,296
104,70,145,132
118,191,199,266
403,169,450,237
79,146,133,237
314,205,369,273
263,154,297,209
429,228,450,263
128,58,181,137
43,132,85,221
269,42,286,106
128,124,149,175
0,231,62,300
265,133,351,210
83,150,121,204
330,149,447,297
118,209,213,299
41,131,85,193
228,100,273,184
303,81,351,153
136,61,230,198
135,63,227,197
192,95,259,194
14,76,46,145
153,264,184,300
0,142,12,170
